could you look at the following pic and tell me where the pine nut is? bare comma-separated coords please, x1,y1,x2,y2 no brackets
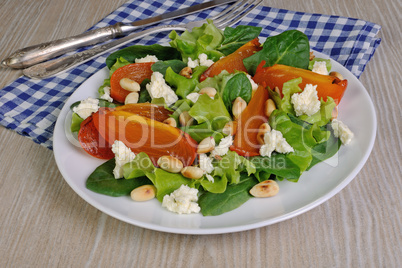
332,106,338,119
197,136,215,154
125,92,139,104
130,185,156,201
265,99,276,117
163,117,177,127
232,97,247,119
179,111,193,126
120,78,140,92
199,87,217,98
249,180,279,198
179,66,192,78
257,123,271,145
157,155,184,173
274,86,281,95
181,166,204,179
329,71,344,80
222,121,237,136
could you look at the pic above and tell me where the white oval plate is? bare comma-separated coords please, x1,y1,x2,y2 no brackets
53,51,376,234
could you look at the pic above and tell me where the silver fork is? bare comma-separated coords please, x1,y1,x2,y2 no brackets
23,0,262,79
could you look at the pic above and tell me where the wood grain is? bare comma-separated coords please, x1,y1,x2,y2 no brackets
0,0,401,267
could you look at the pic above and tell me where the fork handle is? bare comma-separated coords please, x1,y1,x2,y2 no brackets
2,23,137,69
22,25,184,79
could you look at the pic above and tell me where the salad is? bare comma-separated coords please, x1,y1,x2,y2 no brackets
70,20,354,216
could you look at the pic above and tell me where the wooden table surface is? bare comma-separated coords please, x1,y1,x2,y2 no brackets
0,0,400,267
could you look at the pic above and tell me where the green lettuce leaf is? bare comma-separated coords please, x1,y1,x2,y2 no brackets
308,125,342,170
169,19,225,63
182,122,224,143
123,152,156,180
188,93,231,131
308,58,332,72
165,66,208,98
153,168,198,202
269,77,302,115
299,97,336,126
269,110,317,174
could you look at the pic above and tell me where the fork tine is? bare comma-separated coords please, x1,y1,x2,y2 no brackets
213,0,250,24
216,0,262,29
209,0,246,21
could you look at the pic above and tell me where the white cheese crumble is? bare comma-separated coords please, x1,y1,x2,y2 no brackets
162,185,200,214
198,53,214,67
312,61,329,75
260,129,294,157
73,97,100,120
186,92,201,103
100,86,113,103
187,57,199,68
134,55,159,63
331,119,354,145
187,53,214,68
211,135,233,157
111,140,136,179
291,84,321,116
199,153,214,174
146,72,178,106
246,73,259,91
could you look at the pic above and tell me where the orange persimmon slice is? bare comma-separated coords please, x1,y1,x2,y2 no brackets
253,63,348,105
93,109,197,166
230,85,269,157
200,38,262,81
110,62,154,103
78,109,115,160
115,103,172,122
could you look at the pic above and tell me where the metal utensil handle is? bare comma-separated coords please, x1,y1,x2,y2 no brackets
23,25,184,79
3,23,132,69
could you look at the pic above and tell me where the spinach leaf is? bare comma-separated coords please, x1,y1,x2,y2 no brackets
198,174,258,216
138,79,152,103
243,30,310,75
151,60,187,76
86,159,151,197
222,73,252,112
105,44,181,69
250,154,301,182
217,25,262,55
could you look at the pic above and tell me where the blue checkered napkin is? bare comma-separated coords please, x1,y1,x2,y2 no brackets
0,0,381,149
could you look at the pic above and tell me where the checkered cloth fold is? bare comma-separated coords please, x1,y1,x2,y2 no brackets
0,0,381,149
